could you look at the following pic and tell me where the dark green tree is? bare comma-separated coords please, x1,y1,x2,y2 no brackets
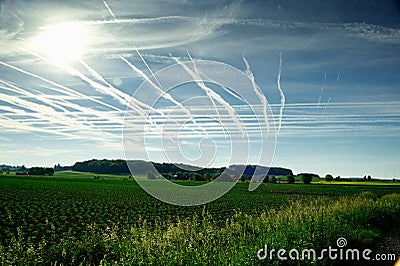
269,176,277,184
211,172,221,180
300,174,313,184
286,175,295,184
44,168,54,176
191,172,206,181
325,174,334,182
262,175,270,183
28,167,45,175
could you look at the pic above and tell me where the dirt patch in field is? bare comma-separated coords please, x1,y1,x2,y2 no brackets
340,218,400,266
361,219,400,266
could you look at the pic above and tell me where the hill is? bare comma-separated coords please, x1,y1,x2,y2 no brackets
71,159,292,178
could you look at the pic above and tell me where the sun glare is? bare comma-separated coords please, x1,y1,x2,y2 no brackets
33,22,86,63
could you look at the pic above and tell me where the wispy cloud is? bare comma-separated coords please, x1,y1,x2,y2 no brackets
0,0,398,177
0,1,24,42
235,18,400,44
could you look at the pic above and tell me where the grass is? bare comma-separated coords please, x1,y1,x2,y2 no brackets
0,174,400,265
54,171,133,179
1,193,400,265
316,180,400,186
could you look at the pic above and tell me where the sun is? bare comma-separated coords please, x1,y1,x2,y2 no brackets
33,22,86,63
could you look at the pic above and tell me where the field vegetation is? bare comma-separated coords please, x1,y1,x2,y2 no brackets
0,172,399,265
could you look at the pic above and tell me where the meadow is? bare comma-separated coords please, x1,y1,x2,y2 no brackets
0,173,400,265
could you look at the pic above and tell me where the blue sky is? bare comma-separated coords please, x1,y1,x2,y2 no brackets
0,0,399,178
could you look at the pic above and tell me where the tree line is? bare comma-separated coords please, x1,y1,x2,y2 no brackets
15,167,54,176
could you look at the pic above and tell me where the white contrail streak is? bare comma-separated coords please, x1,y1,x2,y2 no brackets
0,80,77,120
134,47,163,89
119,56,195,119
100,0,166,119
102,0,161,91
0,92,120,141
242,56,269,131
32,58,151,127
38,16,400,45
38,84,124,124
102,0,116,18
322,97,331,117
101,0,165,118
317,86,324,109
64,16,195,26
0,113,77,138
74,61,162,127
317,73,326,109
78,60,156,114
0,59,120,111
60,62,128,106
186,51,220,123
171,55,246,137
0,92,80,129
120,56,206,141
0,85,118,139
0,62,126,139
277,52,285,134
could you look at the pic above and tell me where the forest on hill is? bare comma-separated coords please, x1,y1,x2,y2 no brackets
71,159,293,179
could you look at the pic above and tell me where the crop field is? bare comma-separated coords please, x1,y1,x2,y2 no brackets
1,173,400,265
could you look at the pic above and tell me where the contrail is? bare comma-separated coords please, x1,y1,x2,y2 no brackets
98,2,169,122
119,56,195,119
98,0,178,124
0,84,118,138
0,72,123,143
317,73,326,109
32,89,118,128
38,84,124,125
0,92,81,129
134,47,163,89
0,79,84,118
322,97,331,117
186,51,221,123
102,0,116,19
0,61,127,138
60,62,128,105
120,55,206,141
71,61,163,127
0,113,78,138
102,0,161,90
317,86,324,109
188,60,243,103
277,52,285,134
0,80,77,120
64,16,195,27
0,59,120,111
242,56,269,131
40,58,150,126
79,60,156,113
171,54,246,137
0,88,118,141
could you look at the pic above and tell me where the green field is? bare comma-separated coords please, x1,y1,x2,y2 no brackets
1,173,400,265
